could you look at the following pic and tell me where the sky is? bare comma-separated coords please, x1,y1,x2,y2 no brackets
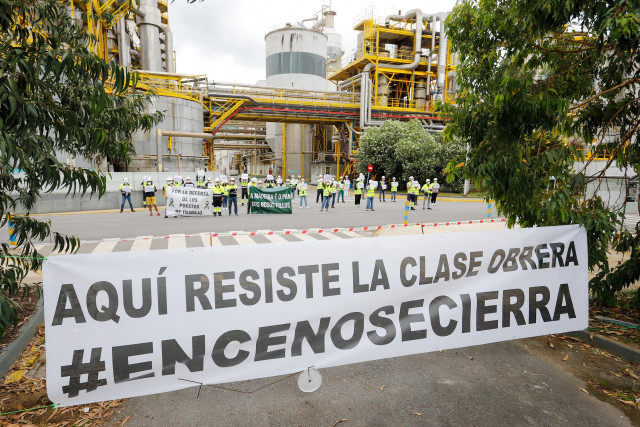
168,0,458,85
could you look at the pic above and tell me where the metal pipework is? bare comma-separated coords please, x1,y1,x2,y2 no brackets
117,17,131,67
136,0,162,72
383,9,425,71
436,14,449,95
160,24,174,73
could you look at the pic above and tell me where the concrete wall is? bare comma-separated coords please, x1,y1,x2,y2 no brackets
14,172,244,214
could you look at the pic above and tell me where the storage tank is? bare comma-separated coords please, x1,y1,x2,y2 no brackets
265,25,328,181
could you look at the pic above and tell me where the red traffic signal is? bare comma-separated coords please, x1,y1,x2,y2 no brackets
367,164,373,172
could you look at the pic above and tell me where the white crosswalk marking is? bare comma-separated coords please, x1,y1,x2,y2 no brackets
92,239,119,253
37,228,368,255
168,234,186,249
263,234,288,243
342,231,363,238
234,235,257,245
130,236,153,252
294,233,316,242
319,232,342,240
200,233,211,247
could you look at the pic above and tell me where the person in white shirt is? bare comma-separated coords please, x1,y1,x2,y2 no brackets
431,178,441,205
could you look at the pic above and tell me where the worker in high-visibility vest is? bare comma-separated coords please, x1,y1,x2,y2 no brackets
422,179,433,210
247,177,257,214
120,178,134,213
299,179,308,208
390,177,398,202
366,179,376,211
330,179,337,208
354,178,364,207
316,175,324,204
321,180,331,211
221,179,229,208
212,178,223,216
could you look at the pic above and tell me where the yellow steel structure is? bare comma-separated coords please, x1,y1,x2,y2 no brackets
330,9,456,114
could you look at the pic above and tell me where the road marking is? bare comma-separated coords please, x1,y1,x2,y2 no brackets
168,234,186,249
211,236,224,247
294,233,316,242
130,236,153,252
91,239,119,253
263,234,289,243
199,233,211,247
319,232,342,240
341,231,363,238
234,235,257,245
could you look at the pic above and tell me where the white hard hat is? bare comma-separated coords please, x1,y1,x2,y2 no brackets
230,177,235,181
392,177,396,180
215,178,220,182
258,180,263,183
382,176,385,179
166,177,172,182
301,179,305,182
123,178,128,182
434,178,438,182
426,179,431,182
251,177,257,183
409,176,414,179
186,177,191,180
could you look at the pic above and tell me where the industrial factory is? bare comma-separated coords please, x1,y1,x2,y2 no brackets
64,1,456,184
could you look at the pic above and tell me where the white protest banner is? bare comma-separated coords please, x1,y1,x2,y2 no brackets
165,187,212,217
44,225,587,406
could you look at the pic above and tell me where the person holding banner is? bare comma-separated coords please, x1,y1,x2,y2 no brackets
321,180,331,211
144,178,160,216
299,179,308,208
290,175,298,201
337,179,345,203
431,178,440,205
162,177,174,218
330,179,337,208
422,179,433,210
366,179,376,211
391,177,398,202
354,178,363,206
240,175,249,206
227,177,238,216
379,176,387,202
119,178,134,213
344,176,350,198
212,178,223,216
184,177,196,188
247,177,257,214
316,175,324,203
221,178,229,208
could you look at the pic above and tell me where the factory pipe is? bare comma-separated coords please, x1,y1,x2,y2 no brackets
160,24,175,73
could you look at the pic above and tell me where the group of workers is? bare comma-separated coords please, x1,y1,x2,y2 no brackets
119,172,442,217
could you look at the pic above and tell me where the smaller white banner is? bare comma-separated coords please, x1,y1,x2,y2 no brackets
165,187,212,217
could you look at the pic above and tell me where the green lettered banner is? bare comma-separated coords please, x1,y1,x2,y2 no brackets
250,186,292,214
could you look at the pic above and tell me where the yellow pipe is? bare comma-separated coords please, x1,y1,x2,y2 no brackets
301,124,305,181
282,123,286,175
168,136,173,151
178,154,181,172
253,139,257,175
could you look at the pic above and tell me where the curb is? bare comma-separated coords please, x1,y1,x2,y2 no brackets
0,298,44,379
566,330,640,364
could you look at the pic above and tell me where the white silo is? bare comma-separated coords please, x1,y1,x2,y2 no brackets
265,24,328,181
314,8,343,74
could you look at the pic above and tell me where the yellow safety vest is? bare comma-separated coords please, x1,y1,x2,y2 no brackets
366,186,375,197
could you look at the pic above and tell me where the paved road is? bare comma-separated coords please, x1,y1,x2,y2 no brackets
1,196,493,243
116,340,630,427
